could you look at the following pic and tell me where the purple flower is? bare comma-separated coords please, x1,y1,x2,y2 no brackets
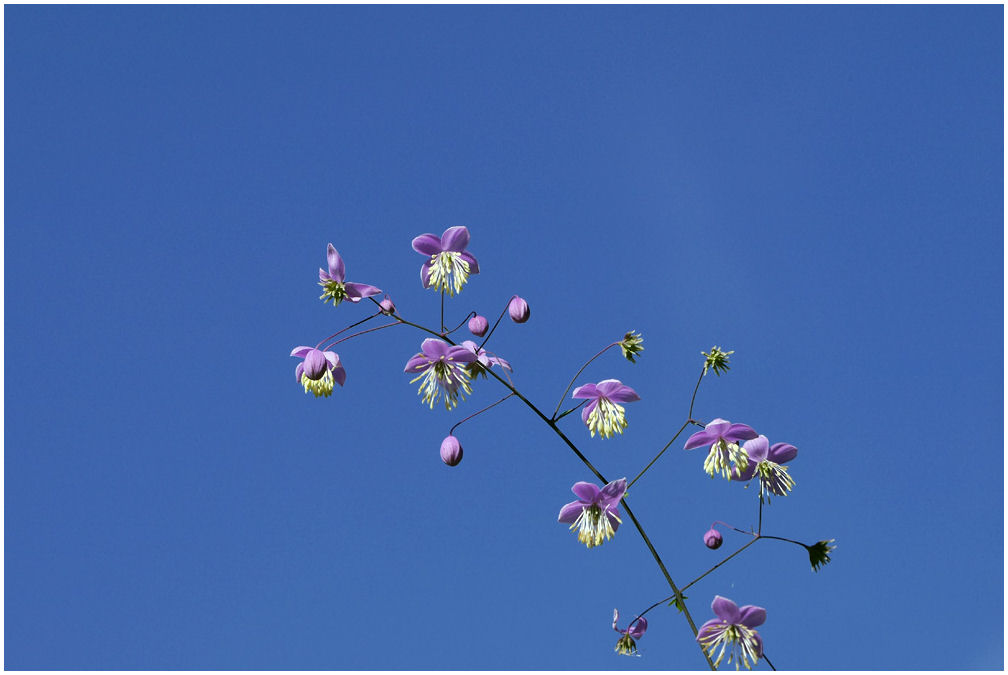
318,244,381,308
732,435,797,501
412,226,480,296
696,596,766,670
704,528,723,550
684,418,758,479
468,314,489,337
460,340,512,379
440,435,463,466
508,295,530,323
571,380,640,439
318,244,382,307
612,608,648,656
557,478,626,548
404,338,478,410
291,345,346,397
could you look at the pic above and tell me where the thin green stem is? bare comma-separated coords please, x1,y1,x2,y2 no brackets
477,299,511,351
758,534,807,549
550,342,619,420
440,289,445,333
445,311,477,336
687,365,706,419
763,653,777,670
554,400,587,422
313,311,382,349
627,421,690,489
449,394,515,435
681,536,760,592
322,321,403,350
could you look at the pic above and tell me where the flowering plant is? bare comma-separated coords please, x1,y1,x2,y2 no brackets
289,228,834,669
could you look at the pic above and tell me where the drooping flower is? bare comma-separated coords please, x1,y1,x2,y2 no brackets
732,435,797,501
612,608,648,656
807,539,836,572
619,330,644,363
440,435,463,466
508,295,530,323
317,244,382,307
460,340,512,379
572,380,640,439
468,314,489,337
696,596,766,670
557,478,626,548
684,418,758,480
412,226,480,296
404,338,478,410
291,345,346,397
704,528,723,550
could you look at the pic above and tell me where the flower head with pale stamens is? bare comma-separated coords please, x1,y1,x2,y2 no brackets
612,609,648,656
572,380,640,439
412,226,480,296
318,244,381,307
696,596,766,670
404,338,478,410
684,418,758,479
557,478,626,548
291,346,346,398
732,435,797,501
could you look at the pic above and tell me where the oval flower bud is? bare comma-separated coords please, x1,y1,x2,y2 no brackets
508,296,530,323
703,528,723,550
379,294,396,315
468,314,489,337
440,435,463,466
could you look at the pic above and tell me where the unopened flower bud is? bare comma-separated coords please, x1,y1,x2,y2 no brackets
704,528,723,550
468,314,489,337
508,296,530,323
379,294,396,315
440,435,463,466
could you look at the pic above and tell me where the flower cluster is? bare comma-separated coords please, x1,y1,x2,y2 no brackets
289,229,830,669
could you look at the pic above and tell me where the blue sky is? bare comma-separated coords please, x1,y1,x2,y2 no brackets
5,5,1003,670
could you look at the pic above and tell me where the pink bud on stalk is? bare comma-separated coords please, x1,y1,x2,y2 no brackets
508,296,530,323
440,435,463,466
468,314,489,337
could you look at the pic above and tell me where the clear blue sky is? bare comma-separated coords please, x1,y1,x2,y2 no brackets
5,5,1003,670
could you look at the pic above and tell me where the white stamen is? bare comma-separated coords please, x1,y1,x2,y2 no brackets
426,252,471,296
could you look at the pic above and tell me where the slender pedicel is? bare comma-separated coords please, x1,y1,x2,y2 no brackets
314,311,382,349
449,394,515,435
